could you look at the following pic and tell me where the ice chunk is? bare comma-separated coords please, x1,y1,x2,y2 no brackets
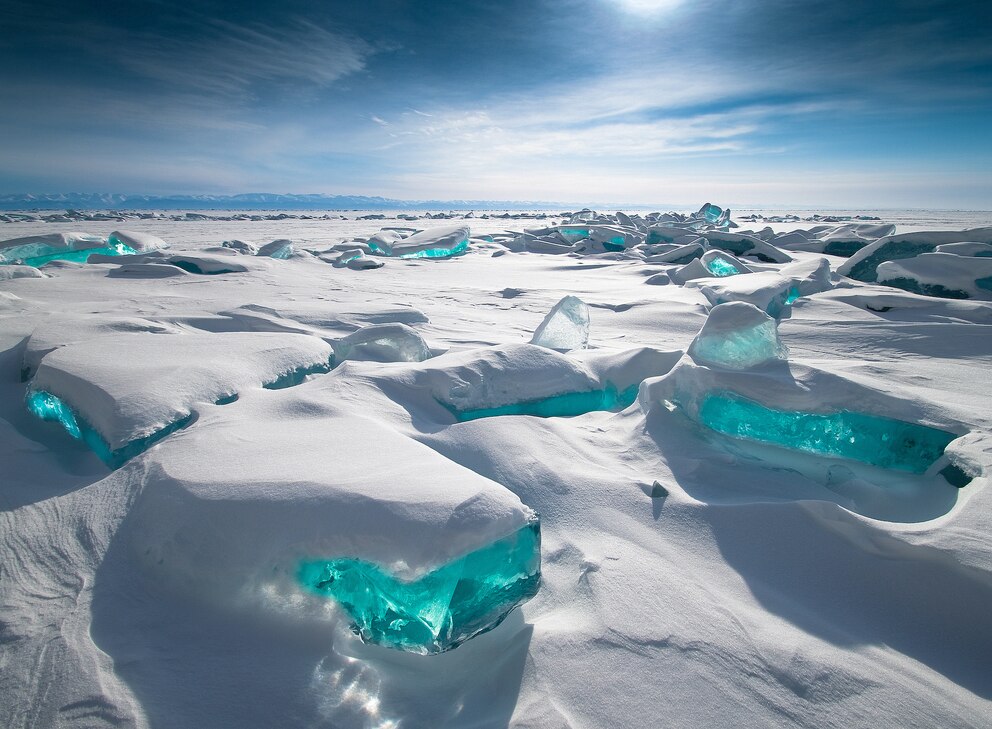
688,302,787,370
369,225,470,259
299,514,540,654
672,251,752,285
876,253,992,300
0,265,45,280
0,232,108,265
222,239,258,255
332,323,431,363
642,240,705,265
696,202,731,227
697,391,957,474
257,239,294,259
108,230,169,252
839,228,992,282
331,248,383,270
693,257,833,318
164,253,253,274
28,332,334,463
531,295,590,351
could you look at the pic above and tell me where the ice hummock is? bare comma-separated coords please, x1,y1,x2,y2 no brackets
688,302,788,370
299,514,540,654
838,228,992,282
530,295,590,351
257,239,294,259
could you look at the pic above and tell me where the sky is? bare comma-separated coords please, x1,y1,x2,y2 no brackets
1,0,990,207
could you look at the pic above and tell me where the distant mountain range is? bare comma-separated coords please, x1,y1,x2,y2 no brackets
0,192,596,211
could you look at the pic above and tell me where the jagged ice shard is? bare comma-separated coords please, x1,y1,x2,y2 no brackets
531,295,590,351
688,302,788,370
299,515,541,654
697,391,957,474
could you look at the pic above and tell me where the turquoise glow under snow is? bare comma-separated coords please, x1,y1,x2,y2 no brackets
261,359,335,390
369,239,470,259
705,257,741,277
26,389,192,469
448,383,639,421
696,391,957,474
299,515,541,654
4,243,138,267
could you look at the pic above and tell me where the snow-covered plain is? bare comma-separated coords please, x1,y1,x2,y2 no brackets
1,208,991,728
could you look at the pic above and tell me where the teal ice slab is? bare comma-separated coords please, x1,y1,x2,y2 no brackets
447,383,639,422
26,390,192,469
299,515,541,654
5,243,138,267
694,390,957,474
369,239,469,259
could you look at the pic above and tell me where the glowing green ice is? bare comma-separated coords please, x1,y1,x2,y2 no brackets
369,239,469,259
696,391,957,473
448,383,639,421
26,389,192,469
705,257,740,277
299,515,541,653
10,243,138,267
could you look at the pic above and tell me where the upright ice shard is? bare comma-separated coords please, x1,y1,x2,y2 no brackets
531,295,590,351
299,514,541,654
688,302,787,370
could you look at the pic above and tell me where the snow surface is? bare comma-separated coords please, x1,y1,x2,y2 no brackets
1,210,991,728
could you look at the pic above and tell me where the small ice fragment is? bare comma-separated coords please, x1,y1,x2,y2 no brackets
257,239,294,259
650,481,669,498
531,295,590,351
688,302,788,370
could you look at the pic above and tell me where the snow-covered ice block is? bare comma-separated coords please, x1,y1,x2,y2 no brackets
126,395,539,653
702,231,793,263
0,231,122,266
642,240,705,265
531,295,590,351
222,239,258,255
876,253,992,300
332,323,431,363
671,251,752,284
27,332,334,466
0,264,45,280
370,225,470,258
257,239,294,259
839,227,992,282
163,252,259,274
688,302,787,370
108,230,169,252
106,262,189,278
692,257,832,318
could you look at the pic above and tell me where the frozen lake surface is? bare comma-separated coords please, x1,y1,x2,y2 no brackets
1,208,991,728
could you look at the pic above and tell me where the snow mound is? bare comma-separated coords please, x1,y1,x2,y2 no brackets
108,230,169,252
257,239,294,259
332,323,432,363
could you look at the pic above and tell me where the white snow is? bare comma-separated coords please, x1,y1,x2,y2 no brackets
1,208,990,729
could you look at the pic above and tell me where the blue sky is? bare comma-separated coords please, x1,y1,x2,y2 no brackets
1,0,990,207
